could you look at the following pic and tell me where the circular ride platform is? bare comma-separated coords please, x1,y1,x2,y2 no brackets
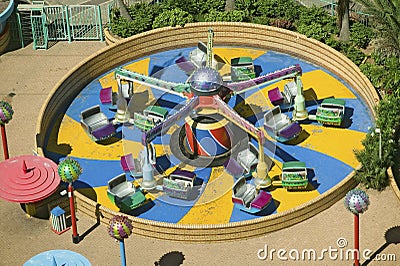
43,45,373,226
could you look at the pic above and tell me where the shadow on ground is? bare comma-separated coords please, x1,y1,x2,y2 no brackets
362,225,400,265
155,251,185,266
78,203,103,243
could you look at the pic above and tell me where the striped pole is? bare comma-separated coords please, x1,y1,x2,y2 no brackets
344,189,369,266
119,239,126,266
354,213,360,266
58,158,82,244
69,182,79,243
1,125,9,159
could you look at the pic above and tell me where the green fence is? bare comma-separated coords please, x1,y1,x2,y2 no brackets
45,5,69,42
30,8,48,49
69,5,103,41
11,3,104,50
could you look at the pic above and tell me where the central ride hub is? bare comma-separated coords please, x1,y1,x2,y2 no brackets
184,113,231,157
188,67,222,96
183,66,231,157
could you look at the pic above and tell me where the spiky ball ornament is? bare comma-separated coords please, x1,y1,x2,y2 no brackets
58,158,82,183
0,101,13,126
344,188,370,215
108,215,133,241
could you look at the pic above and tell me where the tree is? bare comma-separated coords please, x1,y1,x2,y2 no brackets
337,0,351,41
356,0,400,57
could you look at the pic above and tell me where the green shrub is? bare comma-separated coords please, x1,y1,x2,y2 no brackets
128,3,162,21
378,56,400,95
128,3,160,33
325,36,347,51
295,6,337,35
109,8,135,38
296,22,331,42
354,94,400,190
109,18,132,38
235,0,260,19
256,0,304,22
160,0,225,15
250,15,270,25
110,4,163,37
343,45,365,66
350,22,374,49
152,8,194,29
360,53,400,94
359,63,386,88
354,144,389,190
204,10,248,22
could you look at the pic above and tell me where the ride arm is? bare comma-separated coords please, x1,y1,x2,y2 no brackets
212,96,270,185
115,67,190,97
142,96,200,145
228,64,302,94
212,96,264,147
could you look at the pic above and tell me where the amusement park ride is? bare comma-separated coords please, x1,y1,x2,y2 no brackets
82,28,346,214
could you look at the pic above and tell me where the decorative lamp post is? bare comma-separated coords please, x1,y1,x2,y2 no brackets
0,100,14,160
375,128,382,160
108,215,133,266
344,188,370,266
58,158,82,244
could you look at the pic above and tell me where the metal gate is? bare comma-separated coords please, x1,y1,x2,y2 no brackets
45,5,69,42
30,8,48,49
69,5,103,40
15,3,104,49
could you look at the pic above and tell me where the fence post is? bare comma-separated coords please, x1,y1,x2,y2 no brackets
65,5,72,43
42,9,48,49
16,11,24,48
97,5,104,42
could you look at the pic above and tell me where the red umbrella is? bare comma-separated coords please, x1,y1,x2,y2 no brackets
0,155,60,203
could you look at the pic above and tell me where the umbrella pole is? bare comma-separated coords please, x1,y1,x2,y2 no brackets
354,213,359,266
1,124,9,160
68,183,80,244
119,239,127,266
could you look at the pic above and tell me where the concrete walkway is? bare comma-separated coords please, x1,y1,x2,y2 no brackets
0,41,399,266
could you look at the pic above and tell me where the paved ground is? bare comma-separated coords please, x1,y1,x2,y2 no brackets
0,41,400,266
